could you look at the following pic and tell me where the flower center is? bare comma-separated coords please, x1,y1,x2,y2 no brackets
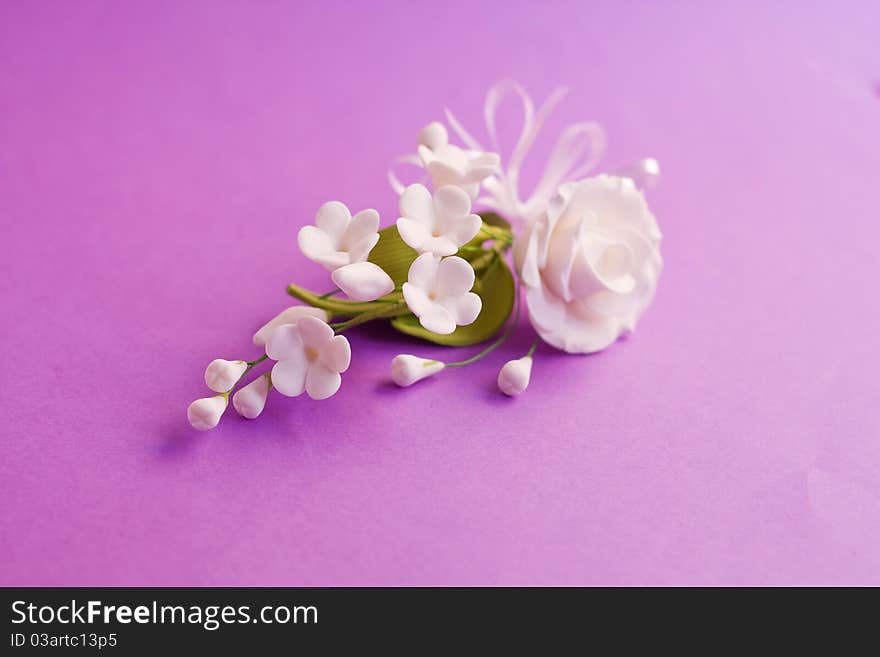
305,346,319,362
428,290,438,301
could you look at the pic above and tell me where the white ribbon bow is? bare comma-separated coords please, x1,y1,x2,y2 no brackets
390,81,660,226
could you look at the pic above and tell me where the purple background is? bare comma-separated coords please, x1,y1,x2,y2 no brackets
2,1,879,586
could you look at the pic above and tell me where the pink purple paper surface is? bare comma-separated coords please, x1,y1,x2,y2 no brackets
1,1,878,585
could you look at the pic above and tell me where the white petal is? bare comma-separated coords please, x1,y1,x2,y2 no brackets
346,233,380,264
418,304,456,334
447,213,482,247
433,185,471,222
497,356,532,396
265,323,303,361
406,252,440,290
331,261,394,301
418,122,448,150
232,374,270,419
402,282,433,317
342,209,380,249
253,306,328,347
320,334,351,373
399,183,434,223
436,255,475,296
271,359,307,397
420,235,458,256
204,359,248,393
390,354,445,386
305,365,342,400
396,217,430,252
442,292,481,326
296,315,335,348
187,395,227,431
298,225,335,261
314,201,351,244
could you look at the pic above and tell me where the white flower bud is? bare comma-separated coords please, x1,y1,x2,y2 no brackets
497,356,532,396
187,395,228,430
390,354,445,387
417,121,448,150
204,359,248,393
331,261,395,302
232,374,270,420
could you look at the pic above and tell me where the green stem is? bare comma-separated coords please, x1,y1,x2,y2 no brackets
330,301,409,333
287,282,402,316
525,336,539,358
319,287,340,299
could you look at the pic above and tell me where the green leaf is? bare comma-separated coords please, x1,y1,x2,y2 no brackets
390,254,515,346
367,225,418,287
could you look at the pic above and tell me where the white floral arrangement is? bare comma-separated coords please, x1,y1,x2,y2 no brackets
187,82,663,430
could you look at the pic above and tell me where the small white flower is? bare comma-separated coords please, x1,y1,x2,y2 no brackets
187,395,228,430
416,122,500,199
266,315,351,400
232,374,271,419
402,253,481,335
497,356,533,396
204,358,248,393
390,355,445,387
253,306,328,347
331,261,394,302
298,201,380,271
396,184,482,256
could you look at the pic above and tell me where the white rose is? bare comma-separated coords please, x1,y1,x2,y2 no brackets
515,175,662,354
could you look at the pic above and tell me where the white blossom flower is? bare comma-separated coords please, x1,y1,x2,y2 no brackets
298,201,380,271
266,315,351,400
204,359,248,393
416,122,500,199
396,184,482,256
497,356,533,396
402,253,481,335
390,355,445,387
187,395,228,430
331,261,394,302
253,306,328,347
232,373,271,419
515,175,662,353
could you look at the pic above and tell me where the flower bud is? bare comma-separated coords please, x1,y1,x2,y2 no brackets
232,374,270,420
390,355,445,387
497,356,532,396
417,121,448,150
331,261,395,302
187,395,228,430
204,359,248,393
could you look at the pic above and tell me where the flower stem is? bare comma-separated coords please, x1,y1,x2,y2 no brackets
330,301,409,333
525,336,539,358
